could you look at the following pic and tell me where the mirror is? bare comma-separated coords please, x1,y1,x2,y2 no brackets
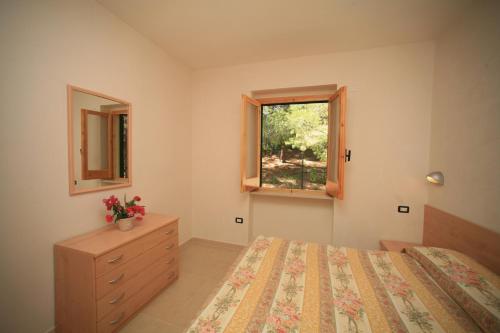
68,85,131,195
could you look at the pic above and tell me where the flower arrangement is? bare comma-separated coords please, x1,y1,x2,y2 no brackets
102,195,145,224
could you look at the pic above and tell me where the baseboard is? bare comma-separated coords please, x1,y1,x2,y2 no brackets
44,326,55,333
179,236,191,246
189,236,248,247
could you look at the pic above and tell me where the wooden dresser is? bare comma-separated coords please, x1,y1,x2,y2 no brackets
55,214,179,333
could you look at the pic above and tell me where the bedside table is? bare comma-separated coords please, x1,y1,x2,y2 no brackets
379,240,421,252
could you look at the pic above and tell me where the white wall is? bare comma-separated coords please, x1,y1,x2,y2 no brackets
0,1,192,332
191,42,435,249
428,1,500,232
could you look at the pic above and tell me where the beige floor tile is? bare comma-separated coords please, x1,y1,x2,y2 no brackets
163,271,209,298
179,255,234,280
122,239,244,333
120,238,244,332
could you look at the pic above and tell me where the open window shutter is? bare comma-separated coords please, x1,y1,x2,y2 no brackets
81,109,113,180
240,95,261,192
106,111,113,179
326,86,347,199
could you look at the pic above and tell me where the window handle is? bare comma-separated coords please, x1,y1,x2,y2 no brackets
345,149,351,162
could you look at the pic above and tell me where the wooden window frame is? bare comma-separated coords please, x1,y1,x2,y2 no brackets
81,109,113,180
241,88,347,199
240,95,261,192
326,87,347,199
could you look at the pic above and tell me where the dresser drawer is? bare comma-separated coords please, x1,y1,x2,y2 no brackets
97,266,178,333
144,222,178,251
97,250,178,320
95,221,178,277
96,238,178,299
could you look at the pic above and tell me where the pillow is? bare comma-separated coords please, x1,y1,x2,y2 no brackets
405,246,500,333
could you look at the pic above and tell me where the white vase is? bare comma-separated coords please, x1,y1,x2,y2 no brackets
117,217,134,231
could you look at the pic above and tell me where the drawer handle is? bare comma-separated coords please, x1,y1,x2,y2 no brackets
109,312,125,325
107,254,123,264
166,244,175,250
167,258,175,265
109,292,125,304
164,230,174,235
108,273,124,284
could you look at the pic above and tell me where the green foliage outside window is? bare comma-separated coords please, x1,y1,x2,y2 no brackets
262,103,328,162
261,102,328,190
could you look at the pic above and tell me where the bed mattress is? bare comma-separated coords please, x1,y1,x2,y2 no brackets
186,236,488,333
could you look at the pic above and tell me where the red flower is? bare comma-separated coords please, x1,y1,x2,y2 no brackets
102,195,119,210
101,194,145,224
126,207,135,217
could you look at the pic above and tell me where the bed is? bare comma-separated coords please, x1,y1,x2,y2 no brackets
186,206,500,333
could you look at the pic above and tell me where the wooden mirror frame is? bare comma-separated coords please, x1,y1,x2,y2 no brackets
67,85,132,195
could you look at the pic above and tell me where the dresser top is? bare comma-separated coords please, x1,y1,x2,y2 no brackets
55,213,178,256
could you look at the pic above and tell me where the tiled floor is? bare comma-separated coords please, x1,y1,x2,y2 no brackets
121,238,244,333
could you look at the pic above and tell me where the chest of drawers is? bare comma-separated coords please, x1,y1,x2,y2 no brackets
55,214,179,333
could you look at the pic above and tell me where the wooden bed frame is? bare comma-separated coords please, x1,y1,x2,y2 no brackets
423,205,500,274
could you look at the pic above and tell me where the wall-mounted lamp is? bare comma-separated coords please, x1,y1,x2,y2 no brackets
426,171,444,185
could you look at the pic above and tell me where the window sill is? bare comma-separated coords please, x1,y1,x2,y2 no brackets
250,188,333,201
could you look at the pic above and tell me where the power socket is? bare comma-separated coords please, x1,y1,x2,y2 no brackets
235,217,243,224
398,206,410,213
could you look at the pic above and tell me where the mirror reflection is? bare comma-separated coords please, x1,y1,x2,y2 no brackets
69,87,131,194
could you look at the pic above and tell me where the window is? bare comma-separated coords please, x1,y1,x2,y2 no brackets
261,102,328,190
241,87,347,199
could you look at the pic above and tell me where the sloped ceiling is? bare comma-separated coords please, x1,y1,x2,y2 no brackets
98,0,474,69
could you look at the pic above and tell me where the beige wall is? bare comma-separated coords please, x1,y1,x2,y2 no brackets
250,195,334,244
191,42,435,249
0,1,192,332
428,1,500,232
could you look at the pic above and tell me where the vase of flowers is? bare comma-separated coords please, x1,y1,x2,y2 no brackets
102,195,146,231
117,217,135,231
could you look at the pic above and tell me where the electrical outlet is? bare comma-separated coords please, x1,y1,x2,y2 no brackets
235,217,243,224
398,206,410,213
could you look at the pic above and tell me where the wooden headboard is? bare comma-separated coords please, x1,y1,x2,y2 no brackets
423,205,500,274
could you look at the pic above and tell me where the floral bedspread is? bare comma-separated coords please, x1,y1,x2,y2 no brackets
186,236,481,333
405,247,500,333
